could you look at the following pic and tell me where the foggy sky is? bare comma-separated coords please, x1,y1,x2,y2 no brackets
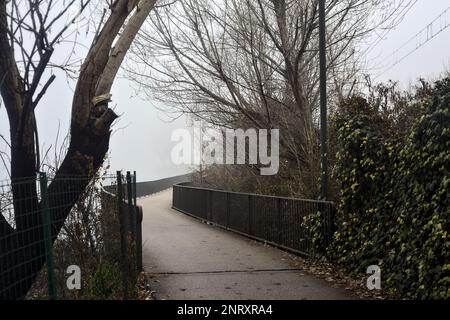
1,0,449,182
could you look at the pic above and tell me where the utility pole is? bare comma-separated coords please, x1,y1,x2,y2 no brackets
319,0,328,200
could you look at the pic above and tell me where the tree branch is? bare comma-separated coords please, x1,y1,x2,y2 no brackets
95,0,157,97
0,0,23,119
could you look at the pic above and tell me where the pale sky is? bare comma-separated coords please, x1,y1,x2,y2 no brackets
1,0,449,182
364,0,450,85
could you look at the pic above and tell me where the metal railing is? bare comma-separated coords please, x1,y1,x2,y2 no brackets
172,184,335,256
101,171,144,299
134,173,192,198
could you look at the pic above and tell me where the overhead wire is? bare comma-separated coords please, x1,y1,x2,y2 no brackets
373,5,450,79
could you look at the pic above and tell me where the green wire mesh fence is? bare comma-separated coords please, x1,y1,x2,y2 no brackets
0,171,142,300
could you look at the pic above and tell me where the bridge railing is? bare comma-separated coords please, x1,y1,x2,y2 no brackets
134,173,192,198
172,184,335,257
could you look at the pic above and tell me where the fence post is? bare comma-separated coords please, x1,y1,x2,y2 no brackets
116,171,129,299
207,190,211,221
133,171,137,207
277,198,282,244
39,172,57,300
248,195,252,235
126,172,137,241
226,192,230,228
132,171,142,273
136,206,143,273
126,172,137,291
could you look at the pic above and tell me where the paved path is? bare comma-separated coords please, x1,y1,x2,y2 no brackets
139,189,352,300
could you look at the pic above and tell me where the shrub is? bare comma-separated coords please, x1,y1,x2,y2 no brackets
333,78,450,299
86,261,123,299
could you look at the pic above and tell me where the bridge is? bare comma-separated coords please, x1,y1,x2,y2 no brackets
138,182,352,300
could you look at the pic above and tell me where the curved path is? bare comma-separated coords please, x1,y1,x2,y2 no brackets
139,189,352,300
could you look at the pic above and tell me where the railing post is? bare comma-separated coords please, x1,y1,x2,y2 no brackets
207,190,212,221
39,172,57,300
248,194,252,235
116,171,129,299
136,206,143,273
126,171,137,292
277,198,282,244
172,185,176,208
126,172,137,241
226,192,230,227
133,171,137,207
132,171,143,273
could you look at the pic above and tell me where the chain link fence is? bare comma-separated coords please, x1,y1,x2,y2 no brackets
0,171,142,300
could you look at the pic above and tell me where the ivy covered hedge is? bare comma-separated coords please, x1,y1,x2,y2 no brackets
332,78,450,299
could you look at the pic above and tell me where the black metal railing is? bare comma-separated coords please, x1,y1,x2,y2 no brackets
101,171,144,299
172,184,335,256
134,173,191,198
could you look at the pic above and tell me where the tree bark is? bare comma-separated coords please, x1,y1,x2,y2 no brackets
0,0,156,299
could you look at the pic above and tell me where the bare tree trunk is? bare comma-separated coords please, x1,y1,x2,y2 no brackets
0,0,156,299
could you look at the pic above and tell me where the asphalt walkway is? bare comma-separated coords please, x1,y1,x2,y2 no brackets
139,189,352,300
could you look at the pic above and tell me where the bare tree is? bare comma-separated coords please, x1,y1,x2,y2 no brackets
0,0,157,299
127,0,410,197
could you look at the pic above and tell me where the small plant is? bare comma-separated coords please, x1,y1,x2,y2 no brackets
302,210,330,259
86,262,123,300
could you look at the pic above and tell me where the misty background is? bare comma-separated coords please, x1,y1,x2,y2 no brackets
1,0,449,182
